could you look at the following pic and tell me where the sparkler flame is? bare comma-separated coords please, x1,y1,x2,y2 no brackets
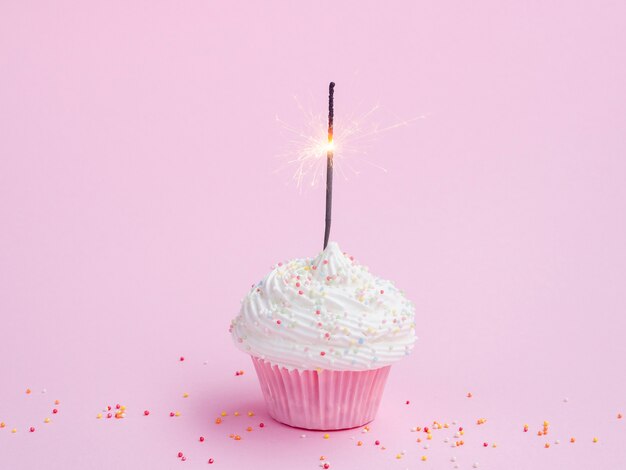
275,95,424,189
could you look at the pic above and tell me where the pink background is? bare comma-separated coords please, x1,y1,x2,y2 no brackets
1,1,626,469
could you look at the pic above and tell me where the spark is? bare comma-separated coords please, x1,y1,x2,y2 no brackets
274,95,425,189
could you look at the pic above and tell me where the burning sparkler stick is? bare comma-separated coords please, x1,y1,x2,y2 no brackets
323,82,335,250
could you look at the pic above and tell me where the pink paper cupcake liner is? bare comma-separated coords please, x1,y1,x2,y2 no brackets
251,356,391,430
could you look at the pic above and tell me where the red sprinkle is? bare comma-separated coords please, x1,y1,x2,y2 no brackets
298,290,304,295
115,404,121,410
375,440,380,445
182,456,187,462
323,464,330,469
29,427,35,432
208,459,214,464
424,427,429,433
259,423,265,428
483,442,488,447
276,320,281,325
199,436,205,442
170,412,175,417
405,400,410,405
178,452,183,458
320,351,326,356
144,410,150,416
180,356,185,362
52,409,58,414
380,290,385,294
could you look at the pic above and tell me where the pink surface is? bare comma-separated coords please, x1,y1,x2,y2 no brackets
1,1,626,469
252,357,390,431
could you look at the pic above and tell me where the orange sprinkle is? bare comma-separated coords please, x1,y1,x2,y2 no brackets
54,400,60,405
357,441,363,446
215,418,222,424
246,426,252,432
570,437,576,443
618,413,623,419
467,392,473,398
545,443,550,448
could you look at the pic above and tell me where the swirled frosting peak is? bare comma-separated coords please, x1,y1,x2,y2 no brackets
229,242,416,371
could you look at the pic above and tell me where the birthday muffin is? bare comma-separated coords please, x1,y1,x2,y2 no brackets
230,242,416,430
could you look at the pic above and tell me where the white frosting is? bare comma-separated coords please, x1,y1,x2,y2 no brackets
230,242,416,371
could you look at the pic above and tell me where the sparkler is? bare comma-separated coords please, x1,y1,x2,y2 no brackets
273,83,425,248
323,82,335,250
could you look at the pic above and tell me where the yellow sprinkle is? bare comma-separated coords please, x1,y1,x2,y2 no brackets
427,433,432,440
593,437,598,443
460,430,464,435
12,428,17,433
248,411,254,417
96,413,102,419
183,393,189,398
421,456,427,461
396,454,402,459
543,421,550,427
174,411,181,417
323,433,330,439
221,411,227,417
44,418,50,424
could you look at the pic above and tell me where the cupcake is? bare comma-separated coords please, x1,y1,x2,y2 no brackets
230,242,416,430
